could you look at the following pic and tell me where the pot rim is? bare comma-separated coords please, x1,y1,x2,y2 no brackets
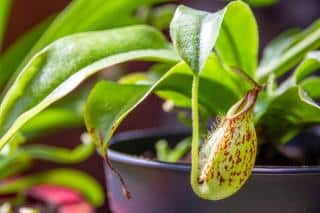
109,128,320,174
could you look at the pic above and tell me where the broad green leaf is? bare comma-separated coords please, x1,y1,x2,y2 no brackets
3,0,172,97
257,20,320,81
85,81,149,153
170,5,224,73
200,54,249,95
27,0,171,59
0,17,53,88
256,86,320,144
21,86,90,138
165,54,245,102
0,25,179,150
215,1,258,77
85,60,239,156
154,63,239,114
294,51,320,83
170,1,258,75
300,77,320,100
85,64,184,153
120,57,240,115
170,4,225,73
0,0,11,50
0,169,104,206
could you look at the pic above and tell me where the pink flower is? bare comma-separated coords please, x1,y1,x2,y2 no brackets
27,185,94,213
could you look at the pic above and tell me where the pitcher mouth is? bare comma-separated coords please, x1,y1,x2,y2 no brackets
226,87,260,120
108,128,320,174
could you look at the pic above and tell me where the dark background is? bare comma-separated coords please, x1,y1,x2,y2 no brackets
2,0,320,212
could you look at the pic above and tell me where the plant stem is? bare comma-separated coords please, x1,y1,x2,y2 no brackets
191,74,200,193
231,66,262,89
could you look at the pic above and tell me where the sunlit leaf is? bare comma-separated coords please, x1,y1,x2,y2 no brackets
0,25,179,150
84,66,178,153
256,86,320,144
120,57,241,115
0,17,53,88
300,77,320,100
2,0,173,97
294,51,320,83
258,20,320,81
170,0,258,75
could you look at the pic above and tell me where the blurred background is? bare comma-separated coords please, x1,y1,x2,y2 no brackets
1,0,320,212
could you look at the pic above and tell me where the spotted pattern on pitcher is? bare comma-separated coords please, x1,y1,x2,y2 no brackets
197,90,258,200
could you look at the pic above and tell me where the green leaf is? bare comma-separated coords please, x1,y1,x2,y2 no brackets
0,0,11,50
0,169,104,207
294,51,320,83
259,29,301,68
239,0,278,7
0,152,31,179
256,49,320,144
154,62,239,114
167,137,191,162
85,60,239,157
2,0,172,97
155,137,191,162
0,135,94,178
257,20,320,81
21,86,90,138
84,63,184,153
215,1,258,77
300,77,320,100
0,25,179,150
85,81,149,152
120,56,241,115
256,86,320,144
155,139,170,161
271,51,320,94
150,4,176,30
170,5,224,73
170,1,258,75
22,142,94,164
0,17,53,88
27,0,171,59
119,72,150,84
21,109,81,137
200,54,249,95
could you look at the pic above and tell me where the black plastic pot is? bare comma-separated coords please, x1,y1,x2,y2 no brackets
105,129,320,213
